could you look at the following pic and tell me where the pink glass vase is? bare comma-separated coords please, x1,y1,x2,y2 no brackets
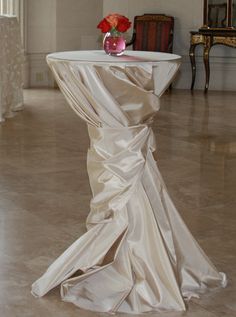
103,31,126,56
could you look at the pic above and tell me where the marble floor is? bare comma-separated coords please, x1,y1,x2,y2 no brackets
0,89,235,317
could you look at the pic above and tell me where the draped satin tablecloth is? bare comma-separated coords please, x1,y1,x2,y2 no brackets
0,15,24,122
32,51,226,314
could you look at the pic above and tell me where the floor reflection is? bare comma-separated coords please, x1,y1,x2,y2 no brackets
0,89,235,317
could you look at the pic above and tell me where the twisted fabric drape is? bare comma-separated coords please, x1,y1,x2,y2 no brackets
32,51,226,314
0,15,23,122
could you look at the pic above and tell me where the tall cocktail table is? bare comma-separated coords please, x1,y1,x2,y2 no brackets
32,50,226,314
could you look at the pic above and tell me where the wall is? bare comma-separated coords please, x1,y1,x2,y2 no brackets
26,0,236,90
27,0,56,87
26,0,102,87
56,0,102,51
103,0,236,91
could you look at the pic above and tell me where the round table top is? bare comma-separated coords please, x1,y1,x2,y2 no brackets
47,50,181,64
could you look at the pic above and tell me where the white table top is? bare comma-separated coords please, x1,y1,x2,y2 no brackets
47,50,181,64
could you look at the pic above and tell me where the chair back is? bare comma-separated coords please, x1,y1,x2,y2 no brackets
132,14,174,53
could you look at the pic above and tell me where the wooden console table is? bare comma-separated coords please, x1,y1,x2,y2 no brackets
189,30,236,92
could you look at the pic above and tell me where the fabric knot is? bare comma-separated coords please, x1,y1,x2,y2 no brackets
86,124,156,224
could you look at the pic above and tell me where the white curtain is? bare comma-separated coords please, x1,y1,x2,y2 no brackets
0,0,19,17
0,0,26,60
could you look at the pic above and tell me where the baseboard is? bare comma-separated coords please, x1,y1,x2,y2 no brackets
174,55,236,91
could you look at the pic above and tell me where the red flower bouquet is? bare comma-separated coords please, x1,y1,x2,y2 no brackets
97,14,132,56
97,13,132,33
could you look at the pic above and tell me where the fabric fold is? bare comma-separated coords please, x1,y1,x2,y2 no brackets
32,52,226,314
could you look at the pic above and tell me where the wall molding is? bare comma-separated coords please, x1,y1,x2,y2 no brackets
174,55,236,91
28,53,236,90
27,53,54,88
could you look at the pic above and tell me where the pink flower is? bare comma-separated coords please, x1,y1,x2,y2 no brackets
106,14,120,28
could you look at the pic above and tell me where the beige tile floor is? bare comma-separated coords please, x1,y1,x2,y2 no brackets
0,89,235,317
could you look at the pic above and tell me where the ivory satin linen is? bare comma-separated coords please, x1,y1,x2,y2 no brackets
31,51,226,314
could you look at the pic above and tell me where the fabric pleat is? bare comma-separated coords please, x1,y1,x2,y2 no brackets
32,51,226,314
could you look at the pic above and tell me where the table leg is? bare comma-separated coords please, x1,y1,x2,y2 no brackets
203,44,211,93
189,44,197,90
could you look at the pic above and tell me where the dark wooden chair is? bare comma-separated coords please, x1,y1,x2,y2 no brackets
127,14,174,53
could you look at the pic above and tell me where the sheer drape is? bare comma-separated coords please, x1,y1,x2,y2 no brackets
0,15,24,122
0,0,19,17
